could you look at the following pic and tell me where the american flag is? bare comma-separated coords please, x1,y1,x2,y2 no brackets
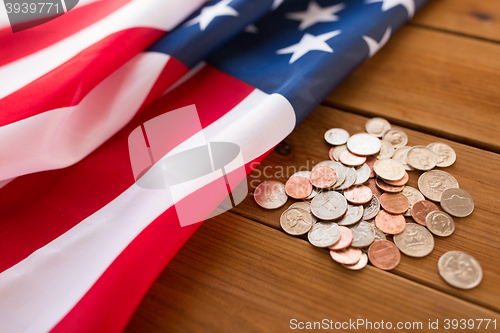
0,0,428,331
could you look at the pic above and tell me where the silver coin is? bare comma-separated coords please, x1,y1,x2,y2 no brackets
254,180,288,209
308,221,341,247
418,170,459,202
347,133,381,156
362,195,380,220
374,140,394,159
337,204,364,226
406,146,438,171
440,188,474,217
310,191,348,220
393,223,434,257
367,220,388,241
438,251,482,289
325,128,350,145
313,161,346,188
342,252,368,270
289,201,317,221
305,187,319,200
427,143,456,168
350,221,375,248
336,167,357,190
426,211,455,237
373,159,405,181
382,128,408,149
290,171,311,179
280,208,314,236
365,117,391,137
392,146,414,171
354,164,370,185
332,145,347,161
401,186,425,216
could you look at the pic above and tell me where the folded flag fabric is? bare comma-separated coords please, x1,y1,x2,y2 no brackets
0,0,429,332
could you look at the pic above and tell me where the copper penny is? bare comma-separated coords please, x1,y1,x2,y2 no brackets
368,240,401,270
310,166,337,189
411,200,440,226
380,193,410,214
376,178,404,193
329,147,336,161
329,226,353,250
343,185,373,204
384,171,409,186
339,150,367,167
366,178,384,199
284,176,312,199
365,156,377,178
374,210,406,235
330,247,362,265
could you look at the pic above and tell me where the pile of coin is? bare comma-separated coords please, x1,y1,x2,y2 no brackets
254,117,482,289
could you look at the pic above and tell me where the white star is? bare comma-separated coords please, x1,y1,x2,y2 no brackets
276,30,341,64
185,0,239,31
286,1,345,30
366,0,415,18
362,26,391,57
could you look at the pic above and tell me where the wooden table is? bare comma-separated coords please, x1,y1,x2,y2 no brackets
126,1,500,331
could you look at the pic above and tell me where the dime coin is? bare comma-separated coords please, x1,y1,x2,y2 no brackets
310,166,337,189
343,185,373,204
373,159,405,181
314,161,346,188
280,208,314,236
354,164,370,185
285,176,312,199
325,128,350,145
438,251,482,289
308,221,341,247
336,167,357,190
440,188,474,217
368,240,400,270
374,210,406,235
367,179,384,198
338,204,364,226
382,128,408,149
426,211,455,237
384,171,409,187
342,252,368,270
330,145,347,162
427,143,456,168
254,180,288,209
365,156,377,178
350,221,375,248
394,223,434,257
418,170,459,202
330,247,362,265
347,133,381,156
392,146,414,171
289,201,317,221
363,195,380,220
339,150,367,166
401,186,425,216
329,226,353,250
375,178,404,193
374,140,394,159
365,117,391,137
380,193,410,215
411,200,440,226
310,191,348,220
406,146,438,171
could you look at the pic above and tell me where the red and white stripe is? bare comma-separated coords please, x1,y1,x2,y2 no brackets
0,65,296,333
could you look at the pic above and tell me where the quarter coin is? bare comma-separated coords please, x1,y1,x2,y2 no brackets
280,208,314,236
440,188,474,217
368,240,400,270
394,223,434,257
426,211,455,237
350,221,375,248
418,170,459,202
254,180,288,209
308,221,341,247
382,128,408,149
365,117,391,137
354,164,370,185
338,204,364,226
347,133,381,156
325,128,350,145
363,195,380,220
392,146,414,171
438,251,482,289
427,143,456,167
406,146,438,171
374,140,394,159
373,159,405,181
310,191,348,220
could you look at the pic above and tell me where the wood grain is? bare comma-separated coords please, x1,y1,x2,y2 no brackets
231,105,500,312
412,0,500,42
324,26,500,153
126,212,500,333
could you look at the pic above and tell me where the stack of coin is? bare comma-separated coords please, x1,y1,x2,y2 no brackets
253,117,481,288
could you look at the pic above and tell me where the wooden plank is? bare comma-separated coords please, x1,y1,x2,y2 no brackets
125,212,500,333
412,0,500,42
323,25,500,153
231,105,500,312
